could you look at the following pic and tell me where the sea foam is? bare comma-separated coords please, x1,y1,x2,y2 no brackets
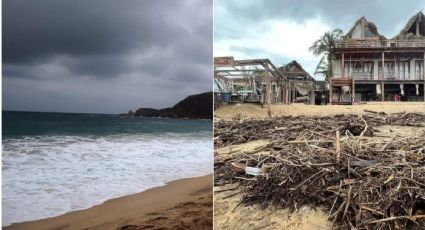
2,132,212,226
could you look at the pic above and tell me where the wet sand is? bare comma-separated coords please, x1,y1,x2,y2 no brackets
4,174,213,230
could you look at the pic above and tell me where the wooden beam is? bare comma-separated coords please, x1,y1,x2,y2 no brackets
335,130,341,162
310,82,315,104
329,80,333,105
286,82,289,104
417,20,420,36
341,53,345,78
264,64,272,118
382,52,385,80
381,82,385,101
352,79,355,104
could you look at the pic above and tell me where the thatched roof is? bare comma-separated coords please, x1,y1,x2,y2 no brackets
278,60,315,82
342,17,386,42
393,11,425,39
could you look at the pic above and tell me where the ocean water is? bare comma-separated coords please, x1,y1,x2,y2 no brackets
2,111,213,226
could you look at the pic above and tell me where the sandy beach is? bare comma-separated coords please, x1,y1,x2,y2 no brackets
214,102,425,229
4,174,213,230
215,102,425,119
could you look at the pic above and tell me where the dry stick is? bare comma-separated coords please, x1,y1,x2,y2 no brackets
214,183,240,193
359,205,385,216
330,200,347,229
381,136,396,151
335,130,341,162
347,158,351,179
359,115,369,138
288,140,334,144
307,130,334,139
222,190,243,199
342,186,353,220
290,169,327,191
234,176,256,181
329,181,343,217
363,215,425,225
364,109,386,114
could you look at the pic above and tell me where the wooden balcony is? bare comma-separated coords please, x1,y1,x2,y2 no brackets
336,38,425,49
333,73,425,81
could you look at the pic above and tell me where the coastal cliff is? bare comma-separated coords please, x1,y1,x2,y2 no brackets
124,92,212,119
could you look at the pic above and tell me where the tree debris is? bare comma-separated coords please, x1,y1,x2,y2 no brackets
215,112,425,229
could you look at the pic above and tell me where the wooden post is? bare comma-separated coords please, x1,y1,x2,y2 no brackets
382,52,385,80
341,53,345,78
352,79,355,104
291,83,295,103
288,82,291,103
286,81,289,104
310,82,315,104
335,130,340,162
423,52,425,102
396,60,400,80
329,80,333,105
264,64,272,118
381,82,385,101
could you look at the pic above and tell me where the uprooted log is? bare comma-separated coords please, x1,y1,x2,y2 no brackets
214,112,425,229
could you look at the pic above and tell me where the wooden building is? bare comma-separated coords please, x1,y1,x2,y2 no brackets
214,57,289,117
214,58,316,107
278,60,316,104
330,11,425,103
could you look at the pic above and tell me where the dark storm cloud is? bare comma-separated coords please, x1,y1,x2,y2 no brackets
4,0,180,64
3,0,212,113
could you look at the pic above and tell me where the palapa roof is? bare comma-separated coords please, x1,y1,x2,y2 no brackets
342,17,386,42
393,11,425,39
278,60,315,82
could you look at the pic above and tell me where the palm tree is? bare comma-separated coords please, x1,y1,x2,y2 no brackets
309,29,343,81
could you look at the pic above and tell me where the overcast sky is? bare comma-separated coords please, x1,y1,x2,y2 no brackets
214,0,425,80
3,0,212,113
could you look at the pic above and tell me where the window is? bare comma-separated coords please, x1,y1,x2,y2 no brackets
352,24,361,38
364,28,377,38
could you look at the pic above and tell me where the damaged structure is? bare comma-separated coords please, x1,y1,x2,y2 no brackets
214,57,316,113
278,60,316,104
331,11,425,103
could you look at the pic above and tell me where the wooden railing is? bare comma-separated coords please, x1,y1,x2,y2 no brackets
333,73,425,80
336,40,384,48
390,39,425,48
336,38,425,48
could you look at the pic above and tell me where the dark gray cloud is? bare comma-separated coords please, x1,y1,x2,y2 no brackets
3,0,212,113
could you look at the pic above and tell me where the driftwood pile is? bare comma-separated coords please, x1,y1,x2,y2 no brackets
214,112,425,229
214,112,425,147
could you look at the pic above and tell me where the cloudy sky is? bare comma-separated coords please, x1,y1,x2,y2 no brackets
214,0,425,79
3,0,212,113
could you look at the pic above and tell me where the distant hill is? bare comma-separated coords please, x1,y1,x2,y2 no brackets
122,92,212,119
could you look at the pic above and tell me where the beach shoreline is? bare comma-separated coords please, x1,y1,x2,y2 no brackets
4,174,213,230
